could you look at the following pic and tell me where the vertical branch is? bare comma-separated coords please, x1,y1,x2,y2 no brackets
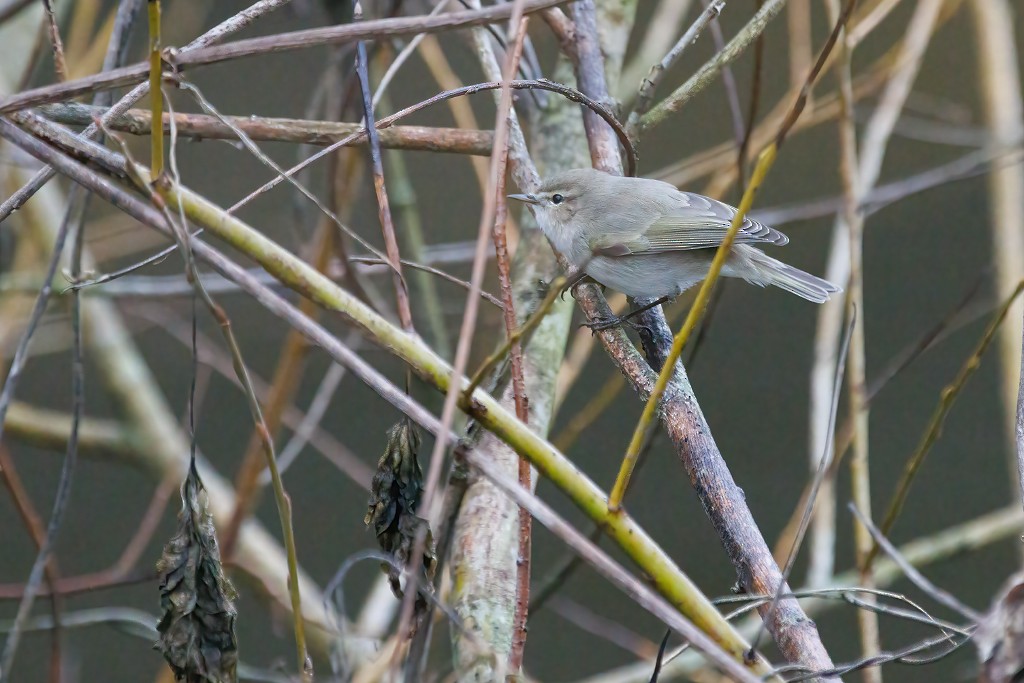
969,0,1024,514
355,39,415,334
405,1,534,667
833,0,945,676
385,148,452,358
0,199,83,682
448,4,578,679
829,0,881,675
496,17,533,673
39,0,66,80
737,0,765,184
147,0,162,177
569,0,621,174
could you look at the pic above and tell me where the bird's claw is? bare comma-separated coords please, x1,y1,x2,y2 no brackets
580,315,633,335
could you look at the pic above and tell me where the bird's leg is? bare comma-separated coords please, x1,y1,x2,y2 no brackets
559,269,592,300
581,296,671,334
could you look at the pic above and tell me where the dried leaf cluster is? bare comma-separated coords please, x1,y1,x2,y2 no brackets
156,463,239,683
365,419,437,609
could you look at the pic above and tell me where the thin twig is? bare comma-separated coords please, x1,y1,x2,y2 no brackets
355,39,413,334
748,309,855,657
146,0,162,178
870,279,1024,563
0,114,779,678
36,101,496,154
393,0,534,658
167,0,567,69
490,14,535,669
738,0,766,188
231,77,637,212
39,0,66,81
113,115,313,677
0,0,295,224
970,0,1024,522
627,0,724,129
464,275,567,400
849,504,980,621
0,197,83,681
0,0,569,115
349,256,505,309
0,444,63,682
700,0,746,174
638,0,788,134
829,0,880,676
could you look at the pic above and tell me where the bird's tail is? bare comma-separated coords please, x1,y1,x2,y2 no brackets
744,249,842,304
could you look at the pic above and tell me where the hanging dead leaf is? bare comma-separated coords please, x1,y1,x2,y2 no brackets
156,461,238,683
364,419,437,611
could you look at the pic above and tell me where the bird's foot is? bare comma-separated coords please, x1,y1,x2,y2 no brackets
581,315,636,335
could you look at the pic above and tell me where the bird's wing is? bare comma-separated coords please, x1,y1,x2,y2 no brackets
588,194,788,256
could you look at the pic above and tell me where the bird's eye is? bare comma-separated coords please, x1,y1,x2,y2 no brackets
551,193,564,205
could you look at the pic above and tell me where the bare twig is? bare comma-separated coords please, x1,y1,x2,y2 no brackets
849,504,980,622
167,0,567,69
749,309,854,656
39,0,66,81
146,0,162,178
627,0,724,129
349,256,505,308
638,0,788,133
0,0,570,115
0,445,63,682
0,197,83,681
829,0,880,675
232,77,637,211
969,0,1024,517
119,112,313,677
354,39,413,334
0,0,295,223
484,12,535,671
0,109,780,679
36,101,496,154
394,0,533,661
871,280,1024,563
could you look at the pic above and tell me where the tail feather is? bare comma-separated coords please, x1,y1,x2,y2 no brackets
744,250,841,304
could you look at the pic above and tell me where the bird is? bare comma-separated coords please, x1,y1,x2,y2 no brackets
509,167,840,328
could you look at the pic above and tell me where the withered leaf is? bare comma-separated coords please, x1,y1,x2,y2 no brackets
156,461,238,683
364,419,437,609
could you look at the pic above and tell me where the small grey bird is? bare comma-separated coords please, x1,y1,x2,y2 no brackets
509,168,840,318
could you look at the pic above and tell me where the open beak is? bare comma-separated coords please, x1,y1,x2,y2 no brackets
507,193,539,205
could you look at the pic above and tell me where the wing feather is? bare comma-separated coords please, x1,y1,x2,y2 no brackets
587,193,788,255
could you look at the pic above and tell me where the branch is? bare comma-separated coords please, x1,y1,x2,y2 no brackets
0,114,771,679
638,0,788,134
36,102,495,154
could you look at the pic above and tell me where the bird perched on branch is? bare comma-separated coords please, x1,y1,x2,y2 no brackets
510,167,840,328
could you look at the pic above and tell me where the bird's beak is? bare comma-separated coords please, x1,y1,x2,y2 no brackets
507,193,539,205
